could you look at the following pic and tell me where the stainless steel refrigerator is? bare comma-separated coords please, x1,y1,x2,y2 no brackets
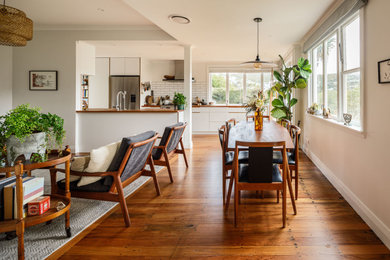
109,76,140,110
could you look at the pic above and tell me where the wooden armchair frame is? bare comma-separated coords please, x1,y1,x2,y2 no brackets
153,123,188,183
50,133,160,227
289,125,301,199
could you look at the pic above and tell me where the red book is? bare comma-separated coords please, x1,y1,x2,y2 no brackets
27,196,50,216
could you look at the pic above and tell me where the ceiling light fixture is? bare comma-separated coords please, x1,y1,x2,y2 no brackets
0,0,33,46
169,15,190,24
241,17,276,69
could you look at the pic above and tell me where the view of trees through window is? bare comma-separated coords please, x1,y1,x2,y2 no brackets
210,72,272,105
309,14,361,127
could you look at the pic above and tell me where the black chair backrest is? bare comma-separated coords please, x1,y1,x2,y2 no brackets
289,125,301,162
152,122,185,160
119,132,157,182
248,147,274,183
166,125,186,153
218,125,226,151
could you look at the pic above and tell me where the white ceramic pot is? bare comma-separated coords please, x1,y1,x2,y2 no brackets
6,132,47,165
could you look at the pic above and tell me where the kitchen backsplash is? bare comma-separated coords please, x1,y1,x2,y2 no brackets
150,81,208,103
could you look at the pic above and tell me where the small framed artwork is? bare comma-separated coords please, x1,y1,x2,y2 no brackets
378,59,390,84
29,70,58,91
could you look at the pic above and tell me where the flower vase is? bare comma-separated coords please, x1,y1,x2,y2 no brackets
254,111,263,131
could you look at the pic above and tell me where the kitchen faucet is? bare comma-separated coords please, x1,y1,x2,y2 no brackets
116,91,127,110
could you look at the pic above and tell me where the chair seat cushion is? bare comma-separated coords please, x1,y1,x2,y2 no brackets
57,177,111,192
239,164,282,183
225,151,249,165
272,151,295,165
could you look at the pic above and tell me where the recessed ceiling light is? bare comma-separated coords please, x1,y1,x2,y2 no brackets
169,15,190,24
97,8,104,12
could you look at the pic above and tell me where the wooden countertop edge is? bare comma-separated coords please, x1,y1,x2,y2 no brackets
76,109,183,113
142,105,245,108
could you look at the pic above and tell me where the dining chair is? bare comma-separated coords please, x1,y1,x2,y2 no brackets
229,141,296,228
218,125,248,205
280,119,291,133
273,125,301,199
152,122,188,183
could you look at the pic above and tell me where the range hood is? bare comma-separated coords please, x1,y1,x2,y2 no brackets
163,60,194,81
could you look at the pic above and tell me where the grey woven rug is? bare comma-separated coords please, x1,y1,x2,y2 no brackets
0,166,163,260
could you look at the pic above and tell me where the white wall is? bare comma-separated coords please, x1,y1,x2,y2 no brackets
89,58,109,108
0,46,13,115
12,29,175,150
302,0,390,248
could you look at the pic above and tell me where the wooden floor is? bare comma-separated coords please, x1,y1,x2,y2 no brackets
59,135,390,259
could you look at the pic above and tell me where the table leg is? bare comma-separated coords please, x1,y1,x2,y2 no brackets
286,167,297,215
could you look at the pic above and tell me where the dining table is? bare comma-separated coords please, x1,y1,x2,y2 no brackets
225,118,297,214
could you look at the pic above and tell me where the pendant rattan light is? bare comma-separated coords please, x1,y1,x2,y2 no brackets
0,0,33,46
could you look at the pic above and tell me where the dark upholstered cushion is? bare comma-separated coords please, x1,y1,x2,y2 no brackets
152,122,184,160
239,164,282,183
108,131,156,172
57,177,111,192
272,151,295,165
225,151,249,165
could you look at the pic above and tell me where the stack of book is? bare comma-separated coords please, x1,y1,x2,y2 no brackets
0,176,45,220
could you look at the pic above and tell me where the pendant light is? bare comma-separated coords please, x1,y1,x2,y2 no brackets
0,0,33,46
241,17,275,68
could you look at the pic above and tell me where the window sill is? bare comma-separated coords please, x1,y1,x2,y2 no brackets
305,113,365,138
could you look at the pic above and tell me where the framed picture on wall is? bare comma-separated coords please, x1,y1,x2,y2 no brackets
29,70,58,90
378,59,390,84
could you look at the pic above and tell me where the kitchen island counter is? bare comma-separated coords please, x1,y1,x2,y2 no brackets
76,108,183,113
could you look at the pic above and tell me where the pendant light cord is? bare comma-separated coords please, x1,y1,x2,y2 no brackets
257,20,260,58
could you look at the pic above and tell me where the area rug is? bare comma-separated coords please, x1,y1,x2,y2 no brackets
0,166,163,260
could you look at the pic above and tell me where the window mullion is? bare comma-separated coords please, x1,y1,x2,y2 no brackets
226,73,229,105
323,41,328,111
243,73,247,103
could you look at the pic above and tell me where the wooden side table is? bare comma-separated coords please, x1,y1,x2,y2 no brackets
0,147,72,260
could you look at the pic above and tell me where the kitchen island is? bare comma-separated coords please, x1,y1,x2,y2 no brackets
75,108,184,152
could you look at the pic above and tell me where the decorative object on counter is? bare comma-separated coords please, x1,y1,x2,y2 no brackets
193,96,208,106
145,95,153,105
209,101,215,105
0,104,66,166
307,103,319,115
29,70,57,91
378,58,390,84
241,18,276,69
164,75,175,80
244,90,267,131
343,113,352,126
82,100,88,111
271,55,312,121
173,92,187,110
322,107,330,119
0,1,33,46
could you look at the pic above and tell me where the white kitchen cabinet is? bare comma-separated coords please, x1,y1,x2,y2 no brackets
192,106,246,134
110,57,140,75
89,58,109,108
76,42,95,75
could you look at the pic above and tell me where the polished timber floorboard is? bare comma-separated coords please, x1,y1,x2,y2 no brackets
60,135,390,259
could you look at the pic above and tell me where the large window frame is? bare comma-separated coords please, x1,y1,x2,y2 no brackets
308,12,363,130
208,70,273,105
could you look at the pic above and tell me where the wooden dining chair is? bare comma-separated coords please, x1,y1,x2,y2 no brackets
273,125,301,199
280,119,291,133
152,122,188,183
229,141,296,228
51,131,160,227
218,125,248,205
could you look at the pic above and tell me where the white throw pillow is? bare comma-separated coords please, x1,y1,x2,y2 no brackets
77,141,120,187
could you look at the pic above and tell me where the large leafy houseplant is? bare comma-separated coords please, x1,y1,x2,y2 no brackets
0,104,65,165
271,55,312,121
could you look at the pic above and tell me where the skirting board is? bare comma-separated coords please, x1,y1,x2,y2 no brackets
303,147,390,250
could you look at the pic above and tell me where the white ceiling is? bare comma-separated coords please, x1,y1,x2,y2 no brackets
7,0,153,27
9,0,336,62
123,0,335,62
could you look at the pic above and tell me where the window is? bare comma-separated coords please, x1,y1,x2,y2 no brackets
209,71,272,105
308,14,361,127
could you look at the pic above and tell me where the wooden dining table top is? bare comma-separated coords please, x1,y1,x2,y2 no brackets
227,119,294,149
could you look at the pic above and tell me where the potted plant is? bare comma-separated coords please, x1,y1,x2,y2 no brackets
173,92,187,110
244,90,268,131
271,55,312,121
0,104,66,166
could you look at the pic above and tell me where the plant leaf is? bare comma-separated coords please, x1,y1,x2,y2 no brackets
272,99,284,108
297,57,305,68
300,70,311,79
295,78,307,88
271,108,287,119
290,98,298,107
273,71,283,82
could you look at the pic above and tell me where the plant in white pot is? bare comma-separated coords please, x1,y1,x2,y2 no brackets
0,104,65,166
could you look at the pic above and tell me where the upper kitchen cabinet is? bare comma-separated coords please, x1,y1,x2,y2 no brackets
76,42,96,75
110,57,140,75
